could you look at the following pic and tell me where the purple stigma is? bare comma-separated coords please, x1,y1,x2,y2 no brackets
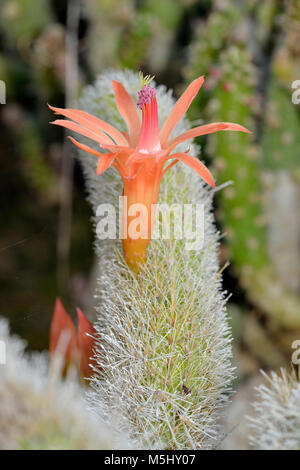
137,85,156,109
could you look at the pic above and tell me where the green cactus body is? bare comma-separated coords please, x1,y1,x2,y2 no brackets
261,12,300,293
185,1,300,330
207,46,300,329
84,0,135,73
120,0,185,72
85,0,186,74
186,2,242,118
208,47,267,270
263,79,300,172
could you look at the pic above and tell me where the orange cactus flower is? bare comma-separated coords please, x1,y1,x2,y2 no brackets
49,74,250,270
49,298,96,379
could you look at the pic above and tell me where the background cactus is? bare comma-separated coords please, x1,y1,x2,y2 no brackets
249,369,300,450
83,0,134,73
185,0,300,342
75,70,234,449
0,318,134,450
84,0,187,76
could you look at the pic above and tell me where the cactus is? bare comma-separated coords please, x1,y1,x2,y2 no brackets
262,79,300,172
185,1,300,330
208,46,300,329
249,369,300,450
0,0,52,42
84,0,186,75
119,0,185,72
84,0,135,73
262,78,300,294
185,0,242,117
74,70,234,449
0,318,134,450
262,0,300,174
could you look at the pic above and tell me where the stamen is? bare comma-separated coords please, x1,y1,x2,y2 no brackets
137,85,157,109
139,71,155,88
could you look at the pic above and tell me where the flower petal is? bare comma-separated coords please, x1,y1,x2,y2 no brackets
48,104,128,146
162,159,179,176
69,136,116,175
100,142,131,151
49,298,78,368
97,154,116,175
165,153,215,188
167,122,251,148
159,76,204,147
77,308,97,379
122,131,131,144
112,80,141,146
68,137,118,175
68,136,104,157
51,119,113,146
125,151,154,166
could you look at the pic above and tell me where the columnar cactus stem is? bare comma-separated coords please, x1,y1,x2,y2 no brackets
85,0,186,74
185,0,300,330
249,369,300,450
207,46,300,329
76,70,234,449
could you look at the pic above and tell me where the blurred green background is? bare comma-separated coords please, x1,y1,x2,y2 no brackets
0,0,299,385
